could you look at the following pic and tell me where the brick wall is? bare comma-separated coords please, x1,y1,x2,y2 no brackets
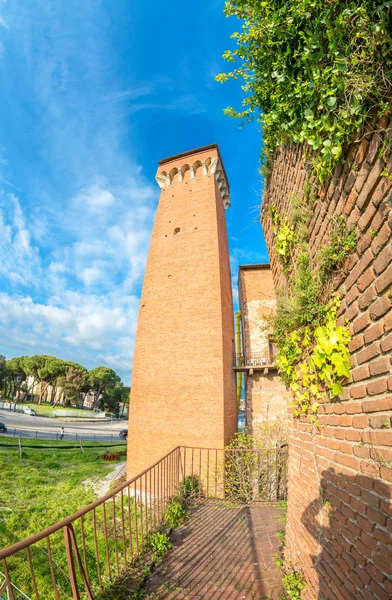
238,265,289,427
261,131,392,600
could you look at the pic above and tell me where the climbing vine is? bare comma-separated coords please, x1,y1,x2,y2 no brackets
277,294,351,426
269,206,296,271
217,1,392,180
270,194,356,423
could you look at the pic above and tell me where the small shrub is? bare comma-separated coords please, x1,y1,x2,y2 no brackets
179,475,200,498
317,216,357,283
276,530,286,545
144,532,172,561
164,500,187,529
282,570,306,600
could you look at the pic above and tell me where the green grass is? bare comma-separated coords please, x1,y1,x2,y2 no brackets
13,401,98,418
0,437,129,598
0,437,126,546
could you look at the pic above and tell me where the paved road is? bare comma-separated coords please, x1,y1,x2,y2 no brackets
0,409,128,442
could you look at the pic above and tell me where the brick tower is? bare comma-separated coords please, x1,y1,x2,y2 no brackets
127,145,237,478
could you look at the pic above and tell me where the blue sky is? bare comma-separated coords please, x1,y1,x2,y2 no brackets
0,0,268,384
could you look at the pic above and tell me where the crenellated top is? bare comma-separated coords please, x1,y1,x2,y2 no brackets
155,145,231,209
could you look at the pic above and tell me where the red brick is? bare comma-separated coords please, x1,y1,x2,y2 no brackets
351,365,370,382
356,342,380,365
357,268,375,292
374,243,392,275
367,506,387,527
374,527,391,545
381,468,392,483
350,384,367,399
369,356,390,376
370,580,390,600
369,414,392,429
352,414,369,428
367,378,388,396
354,138,369,167
386,310,392,332
358,201,377,231
357,158,384,210
365,562,387,584
357,231,372,254
353,445,370,458
358,284,377,310
375,263,392,295
373,551,392,576
371,431,392,446
345,429,362,441
356,539,373,559
361,461,380,477
364,321,385,344
356,474,375,490
346,285,360,306
353,313,372,334
369,295,392,320
356,566,371,586
345,401,362,413
345,300,359,322
362,397,392,412
371,222,392,255
348,333,365,353
381,332,392,352
335,453,361,471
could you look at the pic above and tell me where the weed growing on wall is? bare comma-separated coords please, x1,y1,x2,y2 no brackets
269,194,355,421
218,1,392,179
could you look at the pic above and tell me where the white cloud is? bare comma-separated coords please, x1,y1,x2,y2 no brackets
75,183,115,209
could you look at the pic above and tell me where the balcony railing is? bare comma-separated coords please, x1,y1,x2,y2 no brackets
0,446,287,600
234,350,278,368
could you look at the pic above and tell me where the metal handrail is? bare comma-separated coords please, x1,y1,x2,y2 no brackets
0,446,179,561
0,445,287,600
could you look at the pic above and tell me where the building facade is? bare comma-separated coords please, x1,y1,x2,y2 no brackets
237,264,288,429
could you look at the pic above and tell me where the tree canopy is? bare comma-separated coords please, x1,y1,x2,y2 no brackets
217,0,392,179
0,353,129,410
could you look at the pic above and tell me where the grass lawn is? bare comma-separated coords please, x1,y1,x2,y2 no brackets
0,437,126,548
0,438,142,599
13,401,110,418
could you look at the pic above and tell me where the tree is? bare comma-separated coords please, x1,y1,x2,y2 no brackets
4,356,27,400
57,367,88,407
217,1,392,179
0,355,7,394
88,367,121,410
100,385,130,414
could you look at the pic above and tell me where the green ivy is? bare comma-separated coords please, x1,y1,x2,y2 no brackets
283,294,351,425
275,218,295,269
317,216,357,283
282,570,306,600
217,1,392,179
270,195,355,421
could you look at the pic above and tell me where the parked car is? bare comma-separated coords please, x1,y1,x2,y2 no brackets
0,422,7,433
24,407,36,416
119,429,128,439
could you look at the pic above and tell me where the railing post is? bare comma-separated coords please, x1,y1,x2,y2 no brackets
63,526,81,600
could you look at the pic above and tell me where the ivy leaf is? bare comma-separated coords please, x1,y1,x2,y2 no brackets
330,382,344,398
326,96,337,107
330,352,350,377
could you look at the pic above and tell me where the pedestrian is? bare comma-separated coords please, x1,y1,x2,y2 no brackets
59,427,64,441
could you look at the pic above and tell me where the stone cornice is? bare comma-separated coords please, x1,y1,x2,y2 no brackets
155,155,231,209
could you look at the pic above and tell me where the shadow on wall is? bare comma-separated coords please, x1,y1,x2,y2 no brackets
302,468,391,600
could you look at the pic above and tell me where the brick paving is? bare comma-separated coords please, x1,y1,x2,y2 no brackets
144,500,284,599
